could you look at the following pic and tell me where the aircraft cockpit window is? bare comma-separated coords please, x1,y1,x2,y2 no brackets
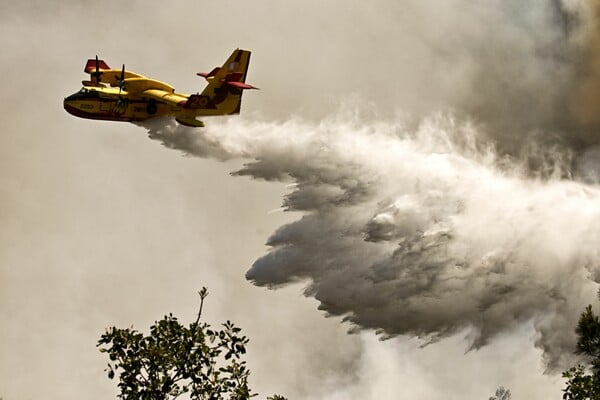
66,88,100,101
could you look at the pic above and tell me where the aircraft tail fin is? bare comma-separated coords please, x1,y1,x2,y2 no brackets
196,49,257,115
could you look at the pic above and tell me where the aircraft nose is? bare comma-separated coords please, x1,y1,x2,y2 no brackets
64,100,76,116
64,92,79,102
64,91,85,116
63,96,73,111
63,97,86,118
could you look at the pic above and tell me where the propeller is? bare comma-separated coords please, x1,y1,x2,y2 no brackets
116,64,127,109
91,55,102,83
117,64,125,95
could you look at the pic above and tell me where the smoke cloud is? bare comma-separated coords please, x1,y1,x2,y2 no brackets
8,0,600,398
141,99,600,370
134,0,600,378
340,0,600,157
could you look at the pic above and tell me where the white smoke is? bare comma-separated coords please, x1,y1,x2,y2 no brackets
141,107,600,370
136,0,600,380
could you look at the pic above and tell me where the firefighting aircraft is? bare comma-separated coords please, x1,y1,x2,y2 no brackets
63,49,257,127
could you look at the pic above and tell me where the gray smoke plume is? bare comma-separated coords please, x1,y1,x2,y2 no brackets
360,0,600,159
142,105,600,370
136,0,600,374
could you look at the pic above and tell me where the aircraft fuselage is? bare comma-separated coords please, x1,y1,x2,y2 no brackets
63,86,184,123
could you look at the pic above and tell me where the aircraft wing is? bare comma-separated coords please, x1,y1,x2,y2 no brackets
143,89,188,107
144,89,217,110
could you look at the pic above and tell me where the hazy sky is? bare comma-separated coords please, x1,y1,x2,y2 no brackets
4,1,600,399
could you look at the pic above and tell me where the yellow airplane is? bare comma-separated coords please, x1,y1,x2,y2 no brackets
64,49,257,127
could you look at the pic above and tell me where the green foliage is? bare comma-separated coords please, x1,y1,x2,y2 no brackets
563,365,600,400
563,305,600,400
98,287,286,400
489,386,511,400
576,306,600,375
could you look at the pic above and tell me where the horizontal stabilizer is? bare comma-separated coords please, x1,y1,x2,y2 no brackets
225,81,258,90
197,67,221,78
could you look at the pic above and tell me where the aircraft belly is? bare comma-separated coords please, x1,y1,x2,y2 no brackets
64,98,153,122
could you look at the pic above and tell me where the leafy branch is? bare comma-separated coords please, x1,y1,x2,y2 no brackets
98,287,285,400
